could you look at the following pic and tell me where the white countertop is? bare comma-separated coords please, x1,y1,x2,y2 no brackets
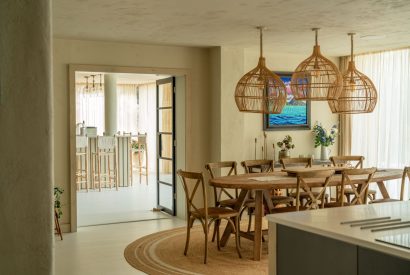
267,201,410,260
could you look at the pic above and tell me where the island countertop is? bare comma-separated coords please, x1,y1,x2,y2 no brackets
267,201,410,261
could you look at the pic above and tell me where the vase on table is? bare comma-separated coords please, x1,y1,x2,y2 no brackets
320,146,331,161
279,150,290,160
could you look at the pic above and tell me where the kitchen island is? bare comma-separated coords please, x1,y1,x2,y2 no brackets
267,201,410,275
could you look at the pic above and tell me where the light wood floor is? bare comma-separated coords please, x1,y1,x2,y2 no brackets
54,217,186,275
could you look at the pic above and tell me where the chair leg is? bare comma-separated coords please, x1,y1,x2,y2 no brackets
204,225,208,264
211,221,217,242
235,216,242,258
216,219,221,251
184,218,193,256
247,209,252,232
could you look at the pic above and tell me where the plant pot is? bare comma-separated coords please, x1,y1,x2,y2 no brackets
320,146,331,161
279,150,290,160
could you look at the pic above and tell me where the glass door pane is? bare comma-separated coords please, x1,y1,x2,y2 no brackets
156,77,175,215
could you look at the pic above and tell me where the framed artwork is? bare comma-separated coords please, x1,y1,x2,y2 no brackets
263,72,311,130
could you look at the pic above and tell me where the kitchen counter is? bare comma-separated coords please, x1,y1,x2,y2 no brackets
267,201,410,275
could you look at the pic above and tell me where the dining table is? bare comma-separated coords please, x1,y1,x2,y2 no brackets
209,168,404,261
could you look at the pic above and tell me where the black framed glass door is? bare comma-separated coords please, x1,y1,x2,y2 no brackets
156,77,176,215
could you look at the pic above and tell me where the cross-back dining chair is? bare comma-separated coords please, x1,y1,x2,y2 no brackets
205,161,239,209
330,155,376,202
371,166,410,203
280,157,327,205
205,161,242,242
241,160,293,232
272,169,335,213
326,167,377,207
177,169,241,264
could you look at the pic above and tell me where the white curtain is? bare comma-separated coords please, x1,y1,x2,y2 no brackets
350,48,410,199
76,84,105,135
117,84,139,134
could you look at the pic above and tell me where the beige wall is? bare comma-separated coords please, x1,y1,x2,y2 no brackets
53,39,212,228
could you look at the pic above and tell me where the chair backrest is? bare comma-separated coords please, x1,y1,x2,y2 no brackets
330,156,364,169
400,167,410,201
295,169,335,210
97,136,116,150
177,169,208,218
137,133,147,145
340,167,377,205
76,136,88,149
205,161,238,206
241,160,274,173
280,157,313,169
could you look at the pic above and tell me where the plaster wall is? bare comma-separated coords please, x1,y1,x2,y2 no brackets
0,0,53,274
53,39,212,227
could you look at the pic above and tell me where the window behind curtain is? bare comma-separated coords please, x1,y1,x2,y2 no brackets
350,48,410,199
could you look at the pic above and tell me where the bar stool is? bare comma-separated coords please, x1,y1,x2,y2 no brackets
76,135,88,191
91,136,118,191
133,133,148,184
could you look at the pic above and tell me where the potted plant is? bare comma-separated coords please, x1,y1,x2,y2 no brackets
312,123,338,160
277,135,295,159
54,187,64,219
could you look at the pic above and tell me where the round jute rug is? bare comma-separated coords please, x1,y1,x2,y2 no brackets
124,225,268,275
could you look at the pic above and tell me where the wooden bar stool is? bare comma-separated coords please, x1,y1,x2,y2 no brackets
75,135,88,191
91,136,118,191
134,133,148,184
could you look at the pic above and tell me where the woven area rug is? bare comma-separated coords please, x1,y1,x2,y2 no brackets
124,224,268,275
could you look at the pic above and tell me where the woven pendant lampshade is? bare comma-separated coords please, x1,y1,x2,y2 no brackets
234,27,287,114
290,28,342,101
328,33,377,114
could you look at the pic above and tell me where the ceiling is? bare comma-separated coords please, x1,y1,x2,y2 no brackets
53,0,410,56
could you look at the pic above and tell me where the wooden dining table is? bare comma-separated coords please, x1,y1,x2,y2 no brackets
209,168,403,261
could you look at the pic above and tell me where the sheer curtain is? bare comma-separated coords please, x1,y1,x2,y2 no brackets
117,84,139,134
76,84,105,135
350,48,410,199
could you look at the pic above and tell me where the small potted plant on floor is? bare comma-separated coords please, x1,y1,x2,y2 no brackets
277,135,295,160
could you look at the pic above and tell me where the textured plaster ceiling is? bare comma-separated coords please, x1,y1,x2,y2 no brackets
53,0,410,56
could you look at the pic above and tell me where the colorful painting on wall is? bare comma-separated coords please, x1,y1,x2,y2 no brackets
263,72,311,130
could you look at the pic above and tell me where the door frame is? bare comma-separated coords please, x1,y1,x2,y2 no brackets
156,77,176,215
68,64,190,232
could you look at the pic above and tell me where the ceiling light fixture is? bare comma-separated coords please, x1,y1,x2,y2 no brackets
290,28,342,101
328,33,377,114
234,26,286,114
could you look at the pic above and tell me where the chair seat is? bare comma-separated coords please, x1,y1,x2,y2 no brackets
370,198,400,204
271,195,293,205
219,198,237,207
290,192,329,199
192,207,239,219
344,188,376,195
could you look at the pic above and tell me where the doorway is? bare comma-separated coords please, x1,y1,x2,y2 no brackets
71,70,180,227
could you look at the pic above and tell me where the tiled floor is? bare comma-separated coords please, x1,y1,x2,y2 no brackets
77,173,169,226
54,218,186,275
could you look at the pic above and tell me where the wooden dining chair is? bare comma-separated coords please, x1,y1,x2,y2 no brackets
272,169,335,213
280,157,329,205
177,169,241,264
241,160,293,232
330,156,376,202
371,166,410,203
205,161,245,242
326,167,377,207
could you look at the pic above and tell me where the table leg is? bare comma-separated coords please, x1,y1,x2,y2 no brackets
220,189,248,247
253,190,263,261
376,181,390,199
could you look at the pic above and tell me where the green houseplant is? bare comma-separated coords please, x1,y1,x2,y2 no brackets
277,135,295,159
54,187,64,219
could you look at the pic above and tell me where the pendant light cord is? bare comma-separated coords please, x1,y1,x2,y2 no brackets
350,33,354,62
258,26,263,58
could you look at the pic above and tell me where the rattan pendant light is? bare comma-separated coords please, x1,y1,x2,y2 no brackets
290,28,342,101
328,33,377,114
234,27,286,114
